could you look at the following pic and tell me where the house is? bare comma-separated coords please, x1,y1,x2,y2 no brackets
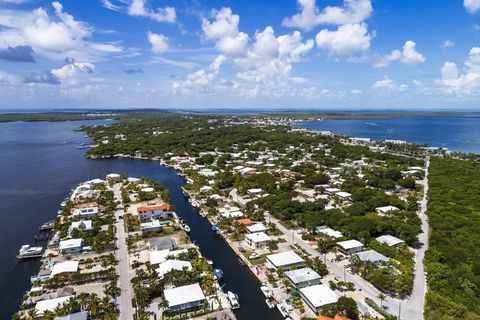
199,168,218,177
163,283,206,313
266,251,304,270
247,223,267,233
336,240,364,255
59,238,83,254
35,295,74,314
51,261,79,277
335,191,352,199
285,267,322,288
315,226,343,239
245,232,271,249
317,315,350,320
137,204,169,221
376,235,405,248
140,220,170,233
351,250,389,266
233,218,253,226
247,188,263,197
106,173,121,182
72,203,99,218
69,220,92,234
375,206,400,215
149,248,189,267
199,186,213,194
156,260,192,279
300,284,338,314
54,311,88,320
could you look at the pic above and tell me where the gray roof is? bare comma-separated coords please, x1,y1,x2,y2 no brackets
149,236,176,250
285,267,321,284
354,250,388,263
55,311,88,320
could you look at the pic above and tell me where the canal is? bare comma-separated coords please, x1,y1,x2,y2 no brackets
0,120,282,320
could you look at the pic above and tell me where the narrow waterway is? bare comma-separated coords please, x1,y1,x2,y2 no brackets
0,121,281,320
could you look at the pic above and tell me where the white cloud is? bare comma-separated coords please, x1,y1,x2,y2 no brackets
51,61,95,85
147,31,169,54
283,0,372,31
202,7,248,55
442,39,455,49
0,2,122,61
172,55,227,95
315,23,374,56
464,0,480,14
375,40,425,67
0,70,20,86
371,76,408,95
438,47,480,96
128,0,175,23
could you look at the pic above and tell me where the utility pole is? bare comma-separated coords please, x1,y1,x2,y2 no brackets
398,302,401,320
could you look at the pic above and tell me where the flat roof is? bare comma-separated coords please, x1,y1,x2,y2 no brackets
316,226,343,239
267,251,304,267
59,238,83,250
337,239,364,250
354,250,389,263
36,296,74,314
156,260,192,278
376,235,405,247
247,223,267,233
164,283,206,307
285,267,321,284
300,284,338,309
150,248,188,265
245,232,271,243
51,261,79,276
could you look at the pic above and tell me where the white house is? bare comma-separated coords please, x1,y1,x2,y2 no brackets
69,220,92,234
300,284,338,313
376,235,405,248
245,232,271,249
315,226,343,239
163,283,206,312
51,261,79,277
352,250,389,266
106,173,121,182
35,296,74,314
59,238,83,254
72,206,98,218
149,248,189,267
266,251,304,270
336,239,364,255
285,267,322,288
156,260,192,279
375,205,400,215
247,223,267,234
137,204,169,221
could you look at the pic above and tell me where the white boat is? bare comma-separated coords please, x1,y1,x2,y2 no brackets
265,299,275,309
227,291,240,309
17,245,43,259
276,301,292,318
183,224,191,233
260,285,274,299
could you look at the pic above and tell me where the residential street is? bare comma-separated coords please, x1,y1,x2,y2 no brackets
266,156,431,320
113,184,135,320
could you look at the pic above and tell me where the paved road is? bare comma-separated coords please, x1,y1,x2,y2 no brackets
266,156,431,320
402,156,430,320
113,184,135,320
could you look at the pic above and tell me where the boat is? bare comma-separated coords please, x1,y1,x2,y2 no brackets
227,291,240,309
213,268,224,281
183,224,191,233
17,245,43,260
277,301,293,318
265,299,275,309
260,286,274,299
39,220,55,231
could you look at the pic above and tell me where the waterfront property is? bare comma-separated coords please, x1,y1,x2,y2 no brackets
163,283,207,313
245,232,271,249
284,267,322,289
59,238,83,254
336,240,364,255
137,204,170,221
266,251,304,270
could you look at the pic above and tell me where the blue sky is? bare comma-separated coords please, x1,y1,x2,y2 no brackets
0,0,480,110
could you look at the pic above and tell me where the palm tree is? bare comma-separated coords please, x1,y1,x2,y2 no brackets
41,310,55,320
378,292,386,308
25,309,40,320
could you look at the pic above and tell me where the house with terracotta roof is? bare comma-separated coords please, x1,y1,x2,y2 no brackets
317,315,350,320
137,204,170,221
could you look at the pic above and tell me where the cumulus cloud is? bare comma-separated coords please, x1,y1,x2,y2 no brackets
51,61,95,85
172,55,227,95
315,23,374,56
283,0,373,31
24,71,60,85
0,45,35,62
464,0,480,14
437,47,480,96
0,70,21,86
103,0,176,23
375,40,425,67
371,76,408,95
202,7,248,55
128,0,175,23
147,31,169,54
0,2,122,61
